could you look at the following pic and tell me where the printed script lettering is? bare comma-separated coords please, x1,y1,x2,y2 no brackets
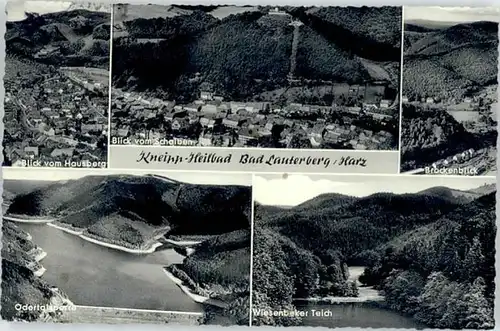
135,151,368,168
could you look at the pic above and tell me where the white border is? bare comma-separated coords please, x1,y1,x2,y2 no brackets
397,6,405,173
106,3,114,168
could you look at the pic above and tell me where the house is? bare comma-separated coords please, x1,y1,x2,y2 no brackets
24,146,39,157
380,100,391,108
45,128,55,136
323,130,341,143
230,102,246,112
200,91,214,101
238,128,258,144
164,112,174,121
426,97,435,104
82,124,104,134
402,96,409,102
184,106,199,113
464,97,473,103
308,124,325,140
200,117,216,128
363,103,378,110
171,119,181,131
117,128,129,137
222,118,239,129
201,104,217,114
198,134,213,146
50,148,75,158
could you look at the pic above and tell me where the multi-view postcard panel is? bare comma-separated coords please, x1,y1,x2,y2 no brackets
400,7,498,176
3,1,111,168
251,174,496,329
0,2,498,328
2,168,252,325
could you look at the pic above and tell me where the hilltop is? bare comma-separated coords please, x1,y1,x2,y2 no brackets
112,6,401,102
403,21,498,100
6,9,111,68
252,184,496,326
6,174,251,249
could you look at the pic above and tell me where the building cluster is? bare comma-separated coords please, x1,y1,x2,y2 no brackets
3,69,108,165
112,90,396,149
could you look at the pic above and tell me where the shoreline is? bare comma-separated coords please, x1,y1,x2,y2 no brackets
164,238,203,247
47,222,163,254
4,215,55,223
162,269,228,309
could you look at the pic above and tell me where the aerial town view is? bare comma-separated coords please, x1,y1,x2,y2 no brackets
110,5,402,150
3,1,111,168
400,7,498,175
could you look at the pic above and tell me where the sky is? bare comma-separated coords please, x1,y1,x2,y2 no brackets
2,168,251,186
254,174,496,206
7,1,72,21
404,6,500,23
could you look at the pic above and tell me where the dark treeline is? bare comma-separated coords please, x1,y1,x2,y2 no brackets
290,7,401,62
113,7,402,102
360,192,496,329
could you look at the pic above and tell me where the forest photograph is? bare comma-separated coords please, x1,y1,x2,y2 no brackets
252,174,496,329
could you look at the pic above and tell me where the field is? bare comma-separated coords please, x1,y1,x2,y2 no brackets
448,110,481,123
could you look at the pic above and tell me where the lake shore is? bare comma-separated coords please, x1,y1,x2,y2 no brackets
163,268,228,309
4,214,55,223
47,222,163,254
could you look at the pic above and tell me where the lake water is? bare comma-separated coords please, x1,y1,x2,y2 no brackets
295,302,425,329
18,223,204,313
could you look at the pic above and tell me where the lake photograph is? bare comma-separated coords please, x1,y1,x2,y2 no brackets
251,174,496,329
2,168,252,325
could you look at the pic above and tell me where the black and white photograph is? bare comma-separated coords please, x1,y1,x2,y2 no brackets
110,4,401,150
1,168,251,325
400,7,498,176
251,174,496,329
3,1,111,168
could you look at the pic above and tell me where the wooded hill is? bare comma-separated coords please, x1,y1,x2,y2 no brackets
112,6,401,102
403,21,498,100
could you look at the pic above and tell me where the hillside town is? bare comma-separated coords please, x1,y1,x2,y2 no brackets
111,89,398,150
3,65,109,167
401,85,498,175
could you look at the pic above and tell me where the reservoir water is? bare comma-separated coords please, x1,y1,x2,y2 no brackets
295,266,424,328
18,223,203,313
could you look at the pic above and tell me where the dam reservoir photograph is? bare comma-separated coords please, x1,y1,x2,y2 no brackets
2,168,252,325
251,174,496,329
